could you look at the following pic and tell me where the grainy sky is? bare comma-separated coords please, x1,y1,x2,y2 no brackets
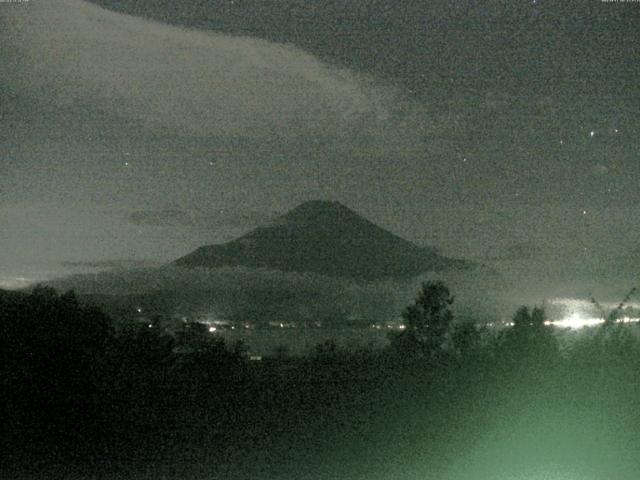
1,0,639,288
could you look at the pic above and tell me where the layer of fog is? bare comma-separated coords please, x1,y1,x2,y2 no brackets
44,262,518,326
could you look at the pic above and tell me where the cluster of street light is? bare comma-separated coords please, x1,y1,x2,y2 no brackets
545,314,639,330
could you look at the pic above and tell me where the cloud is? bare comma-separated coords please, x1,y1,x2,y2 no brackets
127,210,204,228
45,264,508,324
60,259,161,270
484,242,543,262
591,164,609,176
2,0,401,142
126,208,274,229
2,0,457,215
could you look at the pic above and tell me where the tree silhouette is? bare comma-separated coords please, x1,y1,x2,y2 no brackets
452,322,482,357
588,287,639,360
591,286,638,325
1,287,115,457
501,305,557,363
391,280,454,357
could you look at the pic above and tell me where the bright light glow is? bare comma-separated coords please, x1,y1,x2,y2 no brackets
548,313,640,329
209,326,217,332
619,316,637,324
552,313,603,329
0,276,37,290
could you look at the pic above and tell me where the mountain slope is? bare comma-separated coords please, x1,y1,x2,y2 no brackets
173,200,472,279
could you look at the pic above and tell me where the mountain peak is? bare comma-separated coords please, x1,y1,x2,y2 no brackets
174,201,473,279
276,200,362,225
294,199,346,210
285,199,353,216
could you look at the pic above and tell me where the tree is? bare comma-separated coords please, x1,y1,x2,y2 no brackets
589,287,639,359
392,281,454,357
502,305,557,362
452,322,482,357
1,287,114,455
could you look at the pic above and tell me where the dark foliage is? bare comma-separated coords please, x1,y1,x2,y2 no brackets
3,285,640,479
497,305,559,364
390,280,455,358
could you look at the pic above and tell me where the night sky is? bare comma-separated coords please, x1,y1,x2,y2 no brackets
1,0,639,293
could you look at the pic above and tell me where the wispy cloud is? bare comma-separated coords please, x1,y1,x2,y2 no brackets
126,208,274,229
483,242,543,262
60,259,161,270
3,0,407,143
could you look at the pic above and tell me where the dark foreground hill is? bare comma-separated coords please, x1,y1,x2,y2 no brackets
174,200,472,279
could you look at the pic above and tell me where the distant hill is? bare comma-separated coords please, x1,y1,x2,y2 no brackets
173,200,473,279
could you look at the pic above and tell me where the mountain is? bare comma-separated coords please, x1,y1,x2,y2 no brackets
173,200,472,279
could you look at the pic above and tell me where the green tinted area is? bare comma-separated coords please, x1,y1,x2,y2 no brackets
3,287,640,479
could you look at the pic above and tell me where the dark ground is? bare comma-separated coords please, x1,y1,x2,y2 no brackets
3,287,640,479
